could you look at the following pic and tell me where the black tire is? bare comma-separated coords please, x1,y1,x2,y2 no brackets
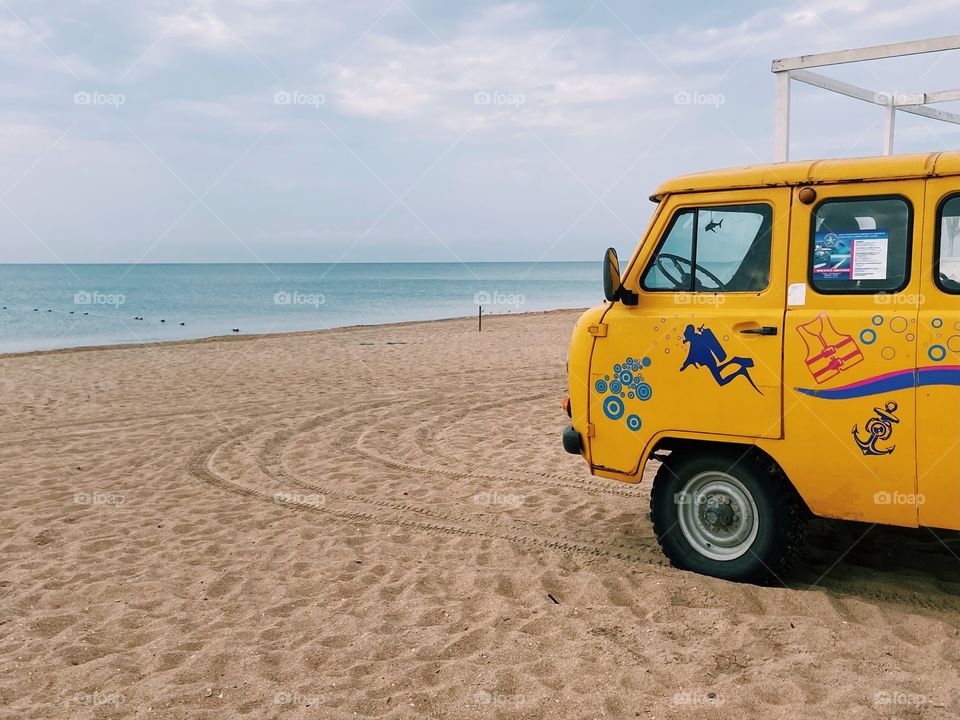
650,447,807,584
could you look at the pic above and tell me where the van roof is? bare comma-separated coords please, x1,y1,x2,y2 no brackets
651,151,960,201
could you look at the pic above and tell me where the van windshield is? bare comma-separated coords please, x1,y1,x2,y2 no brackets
641,204,772,292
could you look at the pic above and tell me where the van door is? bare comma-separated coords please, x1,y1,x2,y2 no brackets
587,188,789,475
780,182,921,527
917,178,960,531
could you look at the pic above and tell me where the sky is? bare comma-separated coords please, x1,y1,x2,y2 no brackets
3,0,960,264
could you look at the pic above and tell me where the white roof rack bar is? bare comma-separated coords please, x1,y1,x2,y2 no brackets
772,34,960,72
789,69,878,105
772,36,960,161
898,103,960,125
925,89,960,104
790,70,960,123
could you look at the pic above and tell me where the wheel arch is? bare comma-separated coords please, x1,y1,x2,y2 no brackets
645,434,812,515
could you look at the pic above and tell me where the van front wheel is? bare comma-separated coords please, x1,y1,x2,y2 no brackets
650,450,806,584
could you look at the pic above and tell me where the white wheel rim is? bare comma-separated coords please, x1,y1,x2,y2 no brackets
677,471,759,561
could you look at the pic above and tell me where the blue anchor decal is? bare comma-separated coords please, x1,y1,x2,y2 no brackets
852,400,899,456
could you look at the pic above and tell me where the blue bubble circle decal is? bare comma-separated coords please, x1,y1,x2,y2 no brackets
614,364,622,373
871,315,883,326
859,328,877,345
929,344,948,362
636,383,652,401
626,414,642,431
933,317,944,329
594,379,608,393
642,356,652,367
603,396,624,420
628,392,635,399
610,381,622,394
619,370,633,384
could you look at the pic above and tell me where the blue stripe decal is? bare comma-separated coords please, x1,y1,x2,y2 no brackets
796,366,960,400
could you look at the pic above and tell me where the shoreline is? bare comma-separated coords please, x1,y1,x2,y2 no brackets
0,306,588,360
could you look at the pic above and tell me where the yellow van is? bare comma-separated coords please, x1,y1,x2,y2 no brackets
562,152,960,583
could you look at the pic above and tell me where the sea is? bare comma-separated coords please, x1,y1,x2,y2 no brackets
0,262,602,353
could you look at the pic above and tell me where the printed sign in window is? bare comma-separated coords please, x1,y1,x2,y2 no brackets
850,233,889,280
813,231,889,281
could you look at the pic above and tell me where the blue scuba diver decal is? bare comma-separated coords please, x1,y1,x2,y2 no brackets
680,324,761,394
596,356,652,430
852,400,898,456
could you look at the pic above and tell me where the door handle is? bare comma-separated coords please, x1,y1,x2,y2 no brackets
739,326,778,336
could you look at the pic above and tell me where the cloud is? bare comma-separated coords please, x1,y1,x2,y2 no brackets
325,7,662,133
648,3,867,67
0,18,29,45
153,6,239,50
3,0,960,262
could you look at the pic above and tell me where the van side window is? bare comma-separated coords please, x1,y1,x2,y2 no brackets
936,195,960,293
810,196,911,293
641,204,772,292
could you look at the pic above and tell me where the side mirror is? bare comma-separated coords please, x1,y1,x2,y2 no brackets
602,247,621,302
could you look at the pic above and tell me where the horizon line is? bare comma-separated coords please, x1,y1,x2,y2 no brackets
0,259,602,266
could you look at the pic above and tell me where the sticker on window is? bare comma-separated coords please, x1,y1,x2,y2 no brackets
813,230,889,281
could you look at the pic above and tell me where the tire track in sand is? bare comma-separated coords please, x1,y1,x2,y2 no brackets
187,419,665,566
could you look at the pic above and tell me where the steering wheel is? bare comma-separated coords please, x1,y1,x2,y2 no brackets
655,253,727,291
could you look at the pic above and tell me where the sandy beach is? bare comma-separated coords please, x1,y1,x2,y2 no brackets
2,309,959,719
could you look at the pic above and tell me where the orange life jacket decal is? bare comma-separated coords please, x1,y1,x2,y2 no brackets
796,312,864,384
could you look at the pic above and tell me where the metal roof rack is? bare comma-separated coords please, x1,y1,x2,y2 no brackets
772,35,960,161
